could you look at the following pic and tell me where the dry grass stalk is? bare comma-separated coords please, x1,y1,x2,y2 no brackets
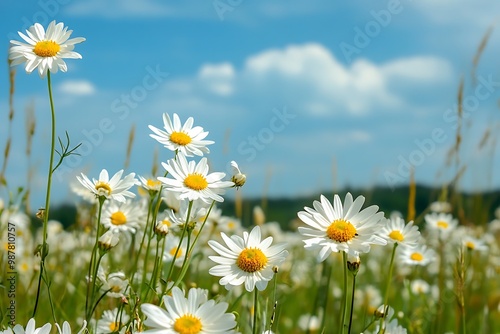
124,124,136,170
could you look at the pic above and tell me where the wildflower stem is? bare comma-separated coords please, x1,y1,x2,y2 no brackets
253,288,259,334
340,251,348,334
33,70,56,317
85,196,105,322
379,243,398,333
348,272,357,334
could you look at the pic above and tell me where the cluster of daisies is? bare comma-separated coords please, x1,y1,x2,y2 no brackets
2,19,500,334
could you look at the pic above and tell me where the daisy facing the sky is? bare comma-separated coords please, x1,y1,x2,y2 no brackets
378,216,421,247
9,20,85,77
141,286,237,334
149,113,214,157
159,154,234,204
208,225,288,292
298,193,386,261
77,169,139,203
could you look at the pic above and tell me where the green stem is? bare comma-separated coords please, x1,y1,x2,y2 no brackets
379,243,398,333
33,71,57,317
253,288,259,334
340,252,348,334
85,197,105,322
348,272,357,334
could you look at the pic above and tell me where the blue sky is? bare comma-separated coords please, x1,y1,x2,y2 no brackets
1,0,500,208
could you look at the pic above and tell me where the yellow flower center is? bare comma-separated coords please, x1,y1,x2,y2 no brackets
410,252,423,262
33,40,60,57
170,131,192,146
109,322,120,332
95,181,112,195
236,247,268,273
173,314,202,334
184,174,208,191
110,211,127,225
162,219,172,226
147,179,161,189
389,230,404,242
465,241,475,250
169,247,183,258
326,219,357,243
110,284,123,293
436,220,449,229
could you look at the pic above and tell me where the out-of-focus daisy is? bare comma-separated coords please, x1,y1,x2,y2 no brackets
163,235,188,267
159,154,234,204
230,161,246,189
462,235,488,252
298,314,321,332
424,212,458,238
9,20,85,77
217,216,243,234
399,245,436,266
208,225,288,292
101,200,144,234
149,113,214,157
298,193,386,260
96,308,130,334
77,169,139,203
410,279,430,295
429,201,452,213
98,230,120,251
378,217,421,247
9,319,51,334
55,321,87,334
138,175,162,194
141,286,237,333
100,272,129,298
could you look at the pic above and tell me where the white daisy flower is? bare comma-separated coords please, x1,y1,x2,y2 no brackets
101,199,145,234
462,235,488,252
98,230,120,251
208,225,288,292
163,235,188,267
76,169,139,203
55,321,87,334
9,319,51,334
159,154,234,204
9,20,85,77
100,272,129,298
399,244,436,266
297,193,386,261
410,279,430,295
138,175,162,193
424,212,458,238
149,113,214,157
141,286,237,334
96,308,129,334
230,160,246,189
378,217,421,247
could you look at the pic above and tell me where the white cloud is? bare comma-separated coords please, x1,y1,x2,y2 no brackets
57,80,96,96
162,43,453,117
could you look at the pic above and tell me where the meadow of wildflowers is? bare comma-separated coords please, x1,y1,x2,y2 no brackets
1,20,500,334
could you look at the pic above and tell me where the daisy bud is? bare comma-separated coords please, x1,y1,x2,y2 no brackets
347,253,361,275
154,220,169,237
230,161,246,189
98,230,120,251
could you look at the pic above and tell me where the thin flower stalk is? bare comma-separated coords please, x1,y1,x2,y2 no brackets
379,243,398,333
33,71,56,319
